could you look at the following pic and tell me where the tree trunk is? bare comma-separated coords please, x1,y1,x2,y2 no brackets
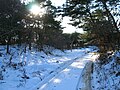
70,40,74,52
28,29,32,50
6,36,11,54
102,1,120,46
18,31,22,46
102,1,119,32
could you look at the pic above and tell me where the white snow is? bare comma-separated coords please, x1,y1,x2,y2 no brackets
91,51,120,90
2,45,119,90
37,53,98,90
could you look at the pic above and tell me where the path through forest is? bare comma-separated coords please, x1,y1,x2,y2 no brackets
34,53,98,90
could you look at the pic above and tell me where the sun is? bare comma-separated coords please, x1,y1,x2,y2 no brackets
30,4,46,16
30,4,41,15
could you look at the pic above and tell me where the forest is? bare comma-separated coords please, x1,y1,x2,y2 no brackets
0,0,120,53
0,0,120,90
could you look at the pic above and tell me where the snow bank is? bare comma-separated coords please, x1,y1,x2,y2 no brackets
92,51,120,90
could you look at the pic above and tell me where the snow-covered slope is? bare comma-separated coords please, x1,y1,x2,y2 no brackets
92,51,120,90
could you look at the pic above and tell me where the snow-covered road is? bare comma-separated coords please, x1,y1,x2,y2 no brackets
0,46,99,90
37,53,97,90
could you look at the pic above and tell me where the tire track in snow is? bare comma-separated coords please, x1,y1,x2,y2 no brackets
35,53,93,90
31,53,86,90
76,61,93,90
76,53,99,90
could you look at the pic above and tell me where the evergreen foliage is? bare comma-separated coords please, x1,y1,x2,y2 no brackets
0,0,70,53
58,0,120,52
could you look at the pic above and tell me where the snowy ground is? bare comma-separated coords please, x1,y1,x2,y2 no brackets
1,45,119,90
36,53,98,90
0,45,98,90
91,51,120,90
